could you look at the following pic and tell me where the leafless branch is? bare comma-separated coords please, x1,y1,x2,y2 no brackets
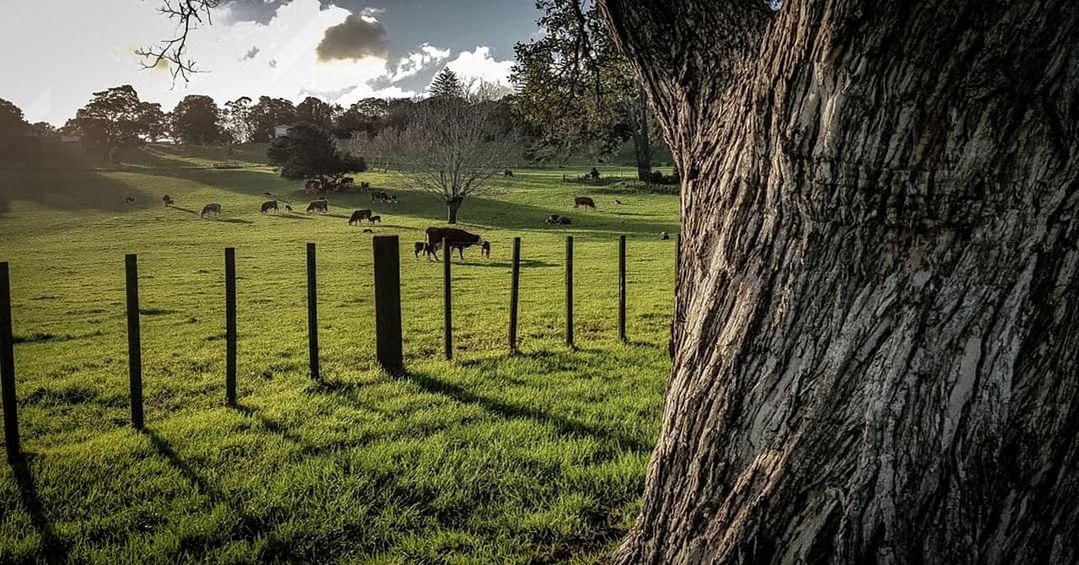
362,84,518,212
137,0,220,84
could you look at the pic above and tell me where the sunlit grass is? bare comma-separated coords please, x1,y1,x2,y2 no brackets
0,144,678,562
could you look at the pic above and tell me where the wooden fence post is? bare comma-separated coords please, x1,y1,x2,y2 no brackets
0,263,20,461
565,236,574,348
443,238,452,361
306,243,320,382
225,248,237,406
373,236,403,371
125,254,144,429
619,235,627,343
509,237,521,355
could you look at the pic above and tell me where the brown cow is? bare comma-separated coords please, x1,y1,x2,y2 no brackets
348,209,373,225
573,196,596,209
201,203,222,218
260,200,278,214
425,227,489,261
414,241,432,259
368,215,381,224
307,199,329,214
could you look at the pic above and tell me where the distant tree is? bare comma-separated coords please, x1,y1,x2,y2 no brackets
512,0,656,180
333,98,384,139
250,96,296,142
74,85,146,161
365,85,516,224
429,68,465,99
295,96,334,131
267,123,366,187
223,96,255,144
170,95,225,144
137,102,169,143
28,122,58,138
0,98,29,135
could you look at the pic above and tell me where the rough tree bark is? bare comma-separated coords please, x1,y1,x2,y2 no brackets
598,0,1079,563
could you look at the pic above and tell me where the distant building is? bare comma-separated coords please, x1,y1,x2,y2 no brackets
274,125,292,139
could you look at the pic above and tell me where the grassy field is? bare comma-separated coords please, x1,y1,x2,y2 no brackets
0,144,679,563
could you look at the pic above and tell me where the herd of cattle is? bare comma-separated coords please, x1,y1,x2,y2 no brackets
146,187,654,261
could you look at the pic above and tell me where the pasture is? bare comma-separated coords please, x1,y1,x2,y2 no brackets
0,144,679,563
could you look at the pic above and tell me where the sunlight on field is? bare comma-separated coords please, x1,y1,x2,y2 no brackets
0,145,679,562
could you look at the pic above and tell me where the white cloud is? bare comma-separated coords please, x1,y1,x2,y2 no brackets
390,44,451,83
441,46,514,91
0,0,520,124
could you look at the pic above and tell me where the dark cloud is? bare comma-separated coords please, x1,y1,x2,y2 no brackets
316,14,388,61
220,0,288,24
241,46,260,61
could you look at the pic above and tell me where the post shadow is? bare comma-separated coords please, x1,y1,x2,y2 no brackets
10,457,69,561
394,369,652,453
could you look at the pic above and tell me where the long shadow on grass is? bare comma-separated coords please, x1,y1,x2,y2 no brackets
393,370,653,453
233,404,313,449
143,429,302,558
10,456,70,561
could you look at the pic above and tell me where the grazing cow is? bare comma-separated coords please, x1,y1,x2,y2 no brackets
413,241,432,259
661,231,671,240
546,214,572,225
260,200,278,214
162,195,174,207
368,215,381,225
363,228,374,233
304,179,322,194
574,196,596,209
125,197,137,205
348,209,373,225
201,203,222,219
504,169,514,177
425,227,488,261
285,205,294,213
306,199,329,214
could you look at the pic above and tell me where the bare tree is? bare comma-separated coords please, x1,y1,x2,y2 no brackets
361,85,517,224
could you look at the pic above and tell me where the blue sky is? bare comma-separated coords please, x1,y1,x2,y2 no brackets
0,0,542,125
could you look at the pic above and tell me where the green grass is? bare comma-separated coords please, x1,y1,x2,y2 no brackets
0,144,678,563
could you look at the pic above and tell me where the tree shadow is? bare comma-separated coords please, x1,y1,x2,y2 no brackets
170,206,199,215
9,456,70,561
392,369,653,453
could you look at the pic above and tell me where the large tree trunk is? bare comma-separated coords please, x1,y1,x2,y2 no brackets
633,85,655,181
599,1,1079,563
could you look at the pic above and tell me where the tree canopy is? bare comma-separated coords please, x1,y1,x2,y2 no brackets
512,0,657,177
267,123,366,184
